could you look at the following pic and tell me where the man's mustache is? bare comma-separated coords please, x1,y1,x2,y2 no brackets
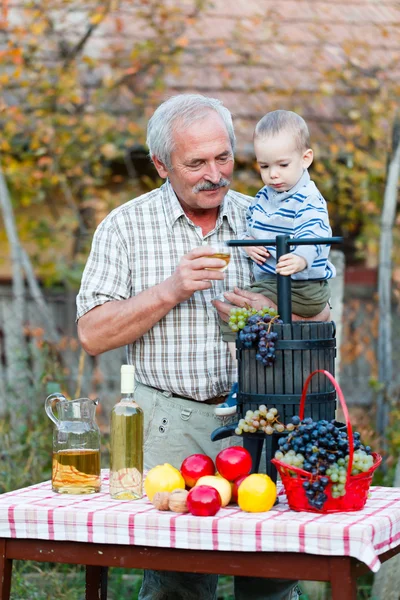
192,178,231,193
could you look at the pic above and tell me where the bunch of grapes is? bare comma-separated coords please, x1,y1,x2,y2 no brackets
274,417,374,510
228,307,283,367
234,405,296,435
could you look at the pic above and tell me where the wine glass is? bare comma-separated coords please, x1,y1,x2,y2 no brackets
205,242,231,300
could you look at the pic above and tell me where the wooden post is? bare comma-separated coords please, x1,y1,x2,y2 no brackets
376,120,400,455
0,539,12,600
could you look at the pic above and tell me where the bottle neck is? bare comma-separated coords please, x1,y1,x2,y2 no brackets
121,367,135,395
121,392,135,401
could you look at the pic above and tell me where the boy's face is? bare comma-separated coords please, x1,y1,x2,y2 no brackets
254,130,313,193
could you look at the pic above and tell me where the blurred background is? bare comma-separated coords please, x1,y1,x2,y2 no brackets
0,1,399,597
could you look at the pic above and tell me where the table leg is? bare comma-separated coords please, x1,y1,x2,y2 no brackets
0,539,12,600
329,557,357,600
86,565,108,600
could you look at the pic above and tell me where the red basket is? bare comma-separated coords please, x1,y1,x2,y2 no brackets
271,370,382,513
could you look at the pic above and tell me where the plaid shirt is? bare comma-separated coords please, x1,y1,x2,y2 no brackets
76,180,253,401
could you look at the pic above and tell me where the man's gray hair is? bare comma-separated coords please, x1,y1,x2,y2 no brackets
146,94,236,169
254,110,310,151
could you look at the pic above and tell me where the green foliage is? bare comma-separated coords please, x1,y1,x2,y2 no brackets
8,565,237,599
0,408,52,494
0,0,206,283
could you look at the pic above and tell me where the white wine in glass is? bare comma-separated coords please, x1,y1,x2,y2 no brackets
205,243,231,298
206,252,231,272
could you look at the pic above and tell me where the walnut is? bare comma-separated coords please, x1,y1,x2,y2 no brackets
152,491,171,511
168,488,189,513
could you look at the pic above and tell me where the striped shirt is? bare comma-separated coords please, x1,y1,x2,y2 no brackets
76,180,253,401
247,170,336,281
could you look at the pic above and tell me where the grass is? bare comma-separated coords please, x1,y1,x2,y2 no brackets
9,563,143,599
8,562,236,599
8,566,375,599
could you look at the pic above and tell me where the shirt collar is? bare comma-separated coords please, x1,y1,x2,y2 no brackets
162,180,186,230
266,169,310,202
162,179,237,234
216,193,238,234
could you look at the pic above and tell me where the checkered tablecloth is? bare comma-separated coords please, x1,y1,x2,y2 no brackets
1,470,400,573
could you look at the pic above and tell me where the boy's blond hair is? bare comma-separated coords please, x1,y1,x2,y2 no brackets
254,110,310,151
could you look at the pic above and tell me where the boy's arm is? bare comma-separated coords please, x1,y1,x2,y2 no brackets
241,189,274,264
290,193,332,269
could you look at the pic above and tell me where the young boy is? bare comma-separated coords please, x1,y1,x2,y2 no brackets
216,109,336,416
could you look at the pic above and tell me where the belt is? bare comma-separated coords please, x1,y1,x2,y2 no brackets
173,393,228,406
203,395,228,405
152,386,228,406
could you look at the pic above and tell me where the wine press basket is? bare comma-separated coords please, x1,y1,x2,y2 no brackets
211,234,343,484
271,369,382,513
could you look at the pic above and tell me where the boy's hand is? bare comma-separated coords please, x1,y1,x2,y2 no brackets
276,253,307,276
244,239,270,265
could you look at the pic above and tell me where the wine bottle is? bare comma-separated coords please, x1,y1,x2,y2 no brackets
109,364,144,500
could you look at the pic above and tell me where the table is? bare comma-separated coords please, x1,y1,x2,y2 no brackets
1,471,400,600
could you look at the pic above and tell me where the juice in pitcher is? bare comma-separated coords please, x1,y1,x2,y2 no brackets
52,448,101,494
45,394,101,494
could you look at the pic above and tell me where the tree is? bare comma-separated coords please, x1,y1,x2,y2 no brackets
0,0,208,284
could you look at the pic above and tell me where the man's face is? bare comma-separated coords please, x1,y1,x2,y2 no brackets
153,111,234,212
254,131,313,193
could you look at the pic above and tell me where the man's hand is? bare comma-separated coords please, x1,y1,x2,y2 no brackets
163,245,227,304
213,287,277,322
276,253,307,276
243,238,270,265
213,287,330,323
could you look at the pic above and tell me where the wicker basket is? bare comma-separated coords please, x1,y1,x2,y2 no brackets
271,369,382,513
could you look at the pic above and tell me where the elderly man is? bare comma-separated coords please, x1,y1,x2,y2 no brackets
77,94,325,599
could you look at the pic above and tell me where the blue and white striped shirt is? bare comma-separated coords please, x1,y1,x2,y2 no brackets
246,170,336,281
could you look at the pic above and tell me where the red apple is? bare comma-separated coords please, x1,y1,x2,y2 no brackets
215,446,252,482
187,485,221,516
180,454,215,488
231,474,249,503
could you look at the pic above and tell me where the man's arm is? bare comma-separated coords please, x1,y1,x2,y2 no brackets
213,287,330,323
78,283,176,356
78,246,227,356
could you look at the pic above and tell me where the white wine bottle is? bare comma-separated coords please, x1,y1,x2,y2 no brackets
109,364,143,500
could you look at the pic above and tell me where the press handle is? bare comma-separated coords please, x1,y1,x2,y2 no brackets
45,393,67,427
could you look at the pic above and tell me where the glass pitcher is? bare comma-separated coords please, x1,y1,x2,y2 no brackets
45,393,101,494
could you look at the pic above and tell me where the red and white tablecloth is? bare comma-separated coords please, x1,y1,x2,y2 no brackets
1,470,400,573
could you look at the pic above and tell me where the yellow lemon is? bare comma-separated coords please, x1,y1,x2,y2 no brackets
144,463,185,502
238,473,276,513
195,475,232,507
